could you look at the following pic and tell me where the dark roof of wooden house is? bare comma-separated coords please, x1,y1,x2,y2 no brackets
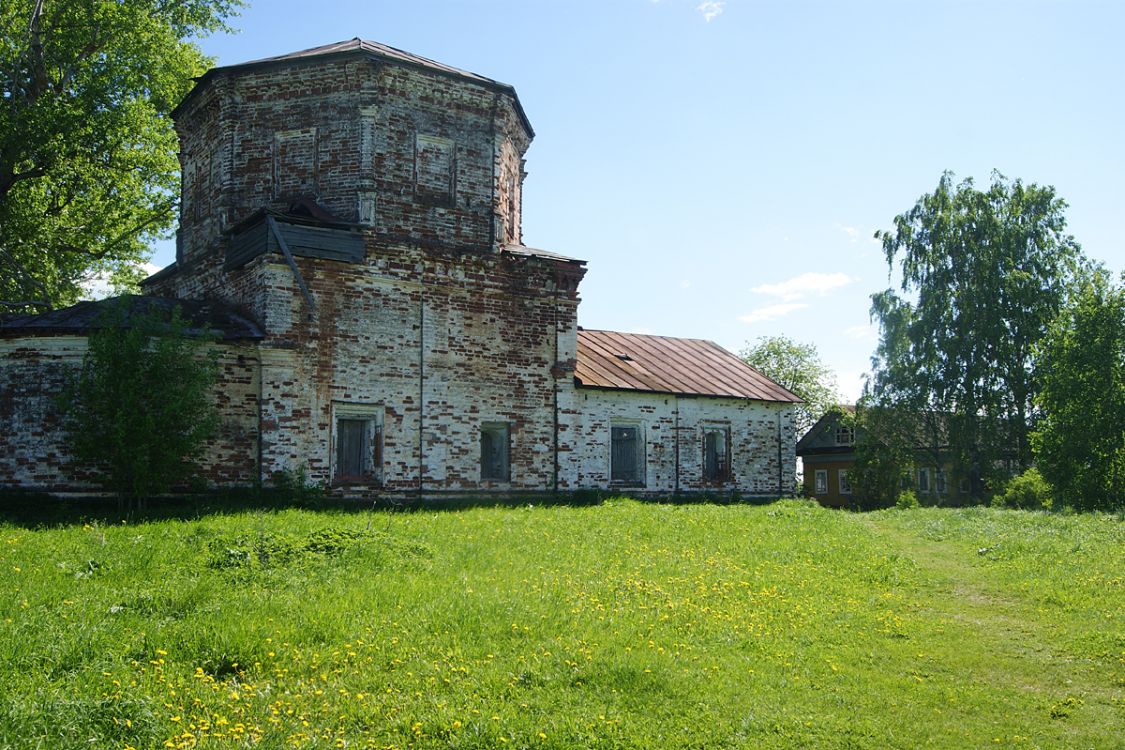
795,406,857,456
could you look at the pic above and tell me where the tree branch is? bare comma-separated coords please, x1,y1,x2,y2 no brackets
0,298,51,311
0,162,48,199
54,25,103,95
25,0,49,104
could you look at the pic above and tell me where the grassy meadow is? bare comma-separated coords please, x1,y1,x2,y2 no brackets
1,498,1122,749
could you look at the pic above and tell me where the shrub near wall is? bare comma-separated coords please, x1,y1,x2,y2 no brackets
59,306,218,501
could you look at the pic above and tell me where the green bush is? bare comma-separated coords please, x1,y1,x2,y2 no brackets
896,489,920,509
59,303,218,501
992,468,1054,511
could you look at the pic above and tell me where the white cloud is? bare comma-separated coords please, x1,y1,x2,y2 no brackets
843,323,877,341
750,272,855,302
696,1,724,22
738,302,809,324
679,279,692,289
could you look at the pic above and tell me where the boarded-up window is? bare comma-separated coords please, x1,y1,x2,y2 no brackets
703,427,730,482
480,423,510,481
611,425,644,485
333,407,382,484
273,128,318,198
336,419,368,479
414,134,454,204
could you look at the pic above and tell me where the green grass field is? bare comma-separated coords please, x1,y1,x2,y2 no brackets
1,499,1122,749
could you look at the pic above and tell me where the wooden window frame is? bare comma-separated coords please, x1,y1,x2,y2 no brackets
331,403,383,485
610,422,646,487
814,469,828,495
917,467,930,493
702,424,732,483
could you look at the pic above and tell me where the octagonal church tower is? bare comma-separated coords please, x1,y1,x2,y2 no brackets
145,39,586,493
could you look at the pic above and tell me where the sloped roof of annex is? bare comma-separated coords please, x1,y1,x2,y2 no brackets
575,328,801,402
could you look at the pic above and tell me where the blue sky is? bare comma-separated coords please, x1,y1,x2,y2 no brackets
153,0,1125,401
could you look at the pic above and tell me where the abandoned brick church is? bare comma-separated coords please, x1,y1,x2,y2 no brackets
0,39,799,498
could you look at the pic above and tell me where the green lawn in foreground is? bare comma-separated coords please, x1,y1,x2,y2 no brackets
1,499,1122,749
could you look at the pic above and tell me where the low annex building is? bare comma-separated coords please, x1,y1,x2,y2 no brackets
0,39,799,498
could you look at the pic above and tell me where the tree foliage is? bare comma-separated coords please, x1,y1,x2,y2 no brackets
850,402,925,509
991,468,1053,511
0,0,239,313
866,172,1083,497
741,334,839,435
1032,270,1125,511
59,301,219,500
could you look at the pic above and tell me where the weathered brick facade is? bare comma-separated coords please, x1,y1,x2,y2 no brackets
0,40,797,499
0,335,259,491
566,390,797,496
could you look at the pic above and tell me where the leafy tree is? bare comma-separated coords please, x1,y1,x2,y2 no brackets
0,0,239,313
59,301,219,501
850,401,925,509
1032,269,1125,511
741,334,840,435
867,171,1083,498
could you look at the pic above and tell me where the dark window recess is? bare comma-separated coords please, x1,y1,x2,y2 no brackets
703,428,730,482
335,418,381,482
480,423,510,481
611,425,644,485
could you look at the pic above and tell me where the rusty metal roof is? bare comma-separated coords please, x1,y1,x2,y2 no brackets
576,329,801,402
176,38,533,136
